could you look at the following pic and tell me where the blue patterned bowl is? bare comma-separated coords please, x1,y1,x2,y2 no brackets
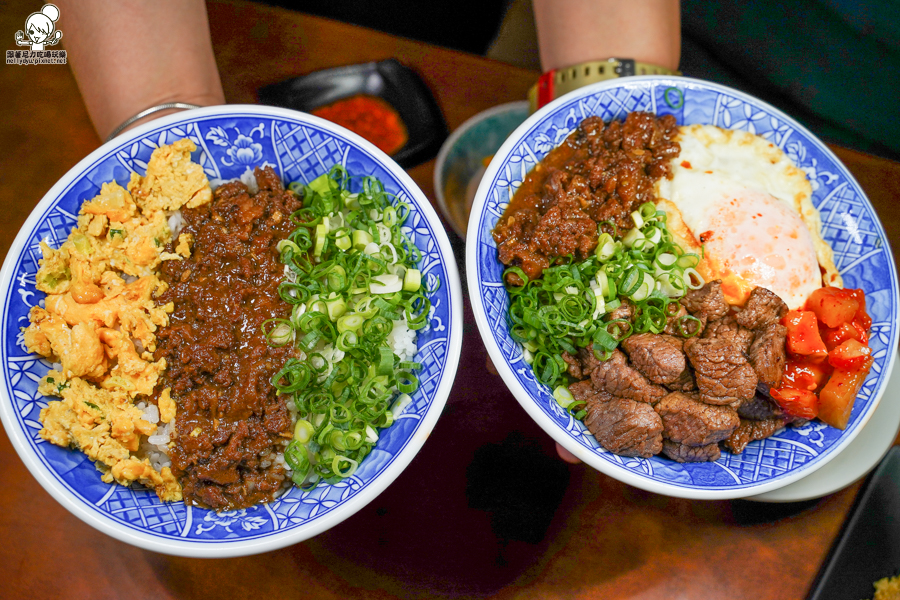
0,105,462,555
466,77,899,499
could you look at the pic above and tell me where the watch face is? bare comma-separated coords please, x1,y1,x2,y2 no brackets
612,58,636,77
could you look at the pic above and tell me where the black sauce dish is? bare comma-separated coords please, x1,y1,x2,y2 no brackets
257,58,447,169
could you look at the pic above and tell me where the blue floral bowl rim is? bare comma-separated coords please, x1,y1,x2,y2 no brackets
0,104,464,556
465,76,899,500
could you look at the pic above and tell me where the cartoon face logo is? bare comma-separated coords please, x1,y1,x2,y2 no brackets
15,4,62,51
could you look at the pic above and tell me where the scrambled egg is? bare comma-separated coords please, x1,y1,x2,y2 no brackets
873,576,900,600
22,139,211,501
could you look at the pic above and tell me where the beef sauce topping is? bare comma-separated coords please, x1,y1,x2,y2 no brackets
153,167,301,511
493,112,679,284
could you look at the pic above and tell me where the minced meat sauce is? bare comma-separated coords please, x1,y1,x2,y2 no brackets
493,112,680,285
153,167,301,511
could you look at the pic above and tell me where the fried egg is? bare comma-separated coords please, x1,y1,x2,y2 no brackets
655,124,840,309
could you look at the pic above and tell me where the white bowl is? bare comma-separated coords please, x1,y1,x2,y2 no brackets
0,105,463,556
466,77,899,499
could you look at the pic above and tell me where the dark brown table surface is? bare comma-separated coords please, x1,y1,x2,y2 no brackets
2,1,899,598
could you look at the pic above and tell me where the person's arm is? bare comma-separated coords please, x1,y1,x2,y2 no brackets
57,0,225,140
532,0,680,464
532,0,680,72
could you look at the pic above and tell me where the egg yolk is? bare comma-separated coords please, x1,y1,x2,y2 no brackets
703,191,821,309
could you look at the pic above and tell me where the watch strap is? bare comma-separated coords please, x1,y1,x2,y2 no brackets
528,58,680,112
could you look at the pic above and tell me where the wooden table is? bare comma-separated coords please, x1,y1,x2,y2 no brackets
1,1,898,598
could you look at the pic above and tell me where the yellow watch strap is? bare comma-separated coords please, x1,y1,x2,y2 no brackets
529,58,681,112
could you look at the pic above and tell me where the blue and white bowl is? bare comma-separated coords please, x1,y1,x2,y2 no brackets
0,105,463,556
466,77,899,499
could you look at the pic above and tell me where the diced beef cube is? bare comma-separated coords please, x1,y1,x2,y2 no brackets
577,344,603,379
661,440,721,463
702,315,753,352
568,379,607,404
664,302,701,337
680,280,729,324
607,297,635,323
621,333,688,385
654,391,740,446
583,395,664,458
738,394,784,421
683,336,758,406
721,418,783,454
736,286,788,330
197,484,229,510
589,349,667,404
747,322,788,389
562,351,582,379
665,368,696,392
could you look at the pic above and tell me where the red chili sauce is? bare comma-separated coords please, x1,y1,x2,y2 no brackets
313,94,408,156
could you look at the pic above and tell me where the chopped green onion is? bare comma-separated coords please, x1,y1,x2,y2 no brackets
403,268,421,292
294,419,314,443
324,295,347,320
504,203,705,390
314,223,328,257
370,274,402,294
683,267,704,289
307,173,332,195
335,232,351,250
268,166,430,490
391,393,412,416
554,385,575,408
332,455,358,478
631,209,645,229
353,229,374,250
677,253,700,269
377,346,393,376
677,315,702,337
622,227,644,248
262,318,294,346
592,327,619,352
337,313,364,333
595,232,617,260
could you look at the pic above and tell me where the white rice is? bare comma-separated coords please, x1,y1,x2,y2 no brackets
208,167,258,193
240,167,259,194
167,211,184,236
140,402,159,423
388,318,417,362
136,401,173,471
272,440,293,496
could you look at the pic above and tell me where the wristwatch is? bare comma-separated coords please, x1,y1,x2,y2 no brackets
528,58,681,112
